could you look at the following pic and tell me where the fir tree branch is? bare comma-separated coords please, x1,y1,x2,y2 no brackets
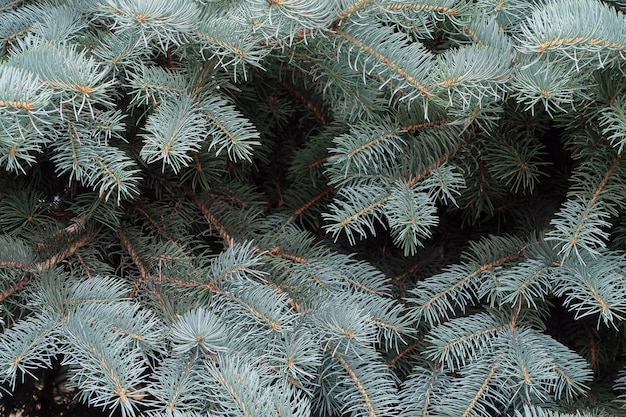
548,150,624,260
75,252,92,279
387,340,422,369
517,0,626,70
326,185,393,235
463,25,486,48
408,136,467,185
195,198,234,247
268,281,303,313
37,228,99,271
337,0,374,21
199,96,261,162
401,118,451,132
418,248,524,311
159,274,204,290
460,359,500,417
0,274,30,303
196,198,310,265
411,238,535,325
191,151,203,177
210,364,255,417
206,264,255,290
333,26,434,100
63,324,145,416
207,188,248,208
0,0,21,12
328,342,378,417
133,205,181,250
0,260,32,270
217,290,283,332
569,151,623,247
292,184,335,217
280,79,328,125
307,155,333,170
380,1,460,16
0,314,60,389
116,228,150,298
166,358,196,412
266,246,309,264
2,1,625,414
2,26,30,42
420,363,443,417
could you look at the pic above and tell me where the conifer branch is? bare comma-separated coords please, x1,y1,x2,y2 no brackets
0,0,21,12
207,188,248,208
2,1,626,415
292,185,335,217
401,119,451,133
213,371,253,417
341,194,392,228
334,26,434,100
432,324,507,362
195,198,234,247
37,229,99,271
268,281,303,313
387,340,422,369
307,155,333,170
116,228,150,298
266,246,309,264
133,205,179,248
548,150,624,259
460,359,500,417
0,260,32,270
75,252,92,278
0,275,30,303
570,152,624,246
463,25,486,47
280,80,328,125
381,2,460,16
205,265,253,290
418,249,524,311
337,0,374,21
409,136,467,185
419,363,442,417
199,96,261,162
218,291,282,332
328,342,378,417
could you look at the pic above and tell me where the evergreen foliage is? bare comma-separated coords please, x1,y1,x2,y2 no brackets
1,0,626,416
